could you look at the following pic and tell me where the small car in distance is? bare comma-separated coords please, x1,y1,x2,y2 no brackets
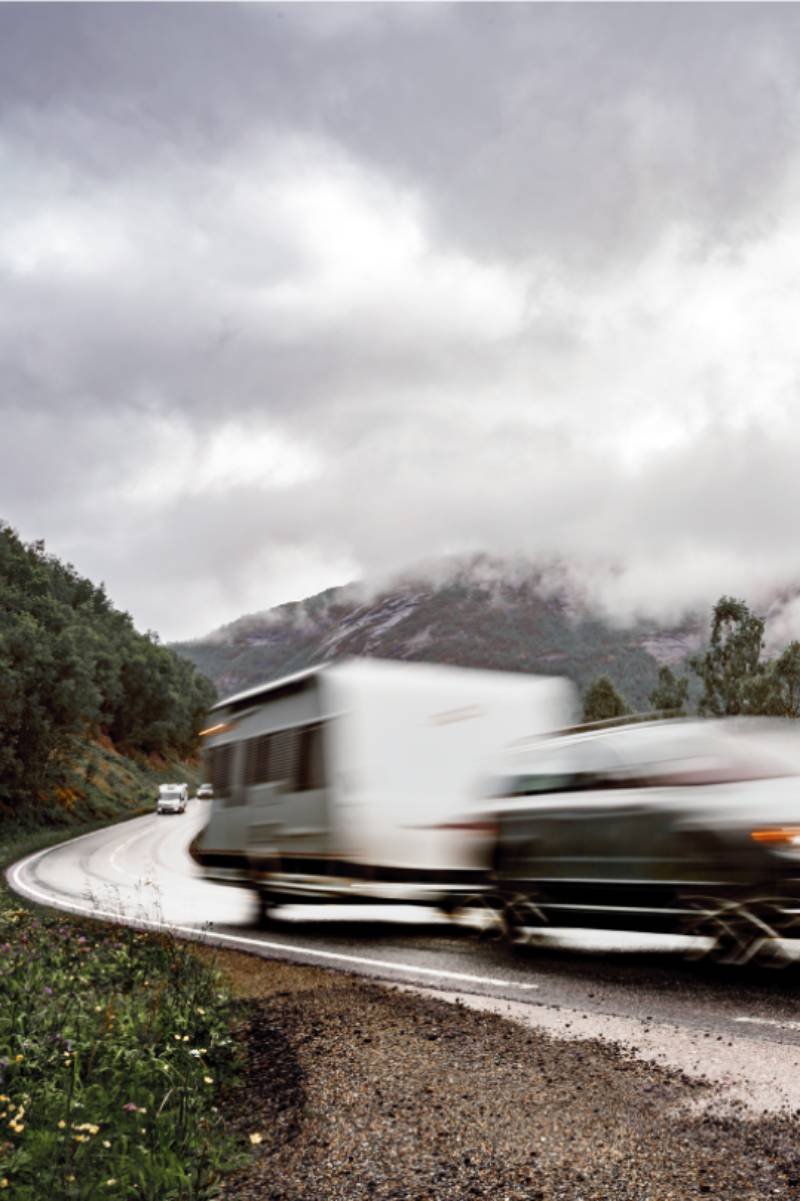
196,782,213,800
157,783,189,814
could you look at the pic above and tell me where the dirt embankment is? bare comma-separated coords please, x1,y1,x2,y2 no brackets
210,950,800,1201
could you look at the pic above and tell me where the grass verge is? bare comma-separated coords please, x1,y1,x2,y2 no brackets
0,823,245,1200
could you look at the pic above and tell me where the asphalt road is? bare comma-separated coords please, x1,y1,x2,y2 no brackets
9,801,800,1113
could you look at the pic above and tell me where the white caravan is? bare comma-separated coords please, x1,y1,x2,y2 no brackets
193,658,575,918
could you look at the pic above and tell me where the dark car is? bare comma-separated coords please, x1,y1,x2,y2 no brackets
487,719,800,964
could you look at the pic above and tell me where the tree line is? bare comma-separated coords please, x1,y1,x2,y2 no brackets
0,522,216,813
582,595,800,724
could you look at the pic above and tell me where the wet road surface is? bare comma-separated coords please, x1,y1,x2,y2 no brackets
9,802,800,1111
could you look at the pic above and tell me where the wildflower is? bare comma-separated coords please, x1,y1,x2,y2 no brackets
94,1005,103,1013
204,1076,213,1084
73,1134,89,1143
57,1120,66,1129
249,1132,263,1145
196,1006,205,1015
102,1139,111,1148
122,1103,138,1112
14,1056,22,1063
0,1097,7,1104
0,1179,7,1190
105,1181,117,1188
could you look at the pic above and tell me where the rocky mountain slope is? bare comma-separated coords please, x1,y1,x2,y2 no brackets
172,559,705,709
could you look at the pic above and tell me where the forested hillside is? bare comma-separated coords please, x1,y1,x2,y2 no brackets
0,522,215,821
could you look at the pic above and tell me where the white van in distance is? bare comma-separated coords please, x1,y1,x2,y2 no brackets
157,783,188,815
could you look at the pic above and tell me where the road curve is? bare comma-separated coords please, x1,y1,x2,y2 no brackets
9,802,800,1113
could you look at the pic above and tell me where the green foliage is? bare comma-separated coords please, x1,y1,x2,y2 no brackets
0,892,241,1200
582,675,629,723
741,640,800,719
765,641,800,717
689,596,766,717
0,523,216,815
649,666,689,716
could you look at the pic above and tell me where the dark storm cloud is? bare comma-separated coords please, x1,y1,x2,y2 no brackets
3,3,800,638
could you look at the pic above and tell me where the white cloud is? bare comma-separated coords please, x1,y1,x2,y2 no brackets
5,5,800,641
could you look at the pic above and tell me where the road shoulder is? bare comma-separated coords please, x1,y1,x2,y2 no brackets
209,948,800,1201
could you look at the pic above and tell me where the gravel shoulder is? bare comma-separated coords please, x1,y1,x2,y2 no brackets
209,949,800,1201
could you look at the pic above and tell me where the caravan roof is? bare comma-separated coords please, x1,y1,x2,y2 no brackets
210,665,323,714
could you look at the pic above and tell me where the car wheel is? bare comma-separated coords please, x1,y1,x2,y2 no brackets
682,894,796,968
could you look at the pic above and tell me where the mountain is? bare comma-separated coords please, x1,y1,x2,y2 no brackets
172,558,705,710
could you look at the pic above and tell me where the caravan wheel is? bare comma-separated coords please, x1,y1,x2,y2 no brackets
256,892,283,930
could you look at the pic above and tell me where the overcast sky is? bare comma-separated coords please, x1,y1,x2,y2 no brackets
4,3,800,641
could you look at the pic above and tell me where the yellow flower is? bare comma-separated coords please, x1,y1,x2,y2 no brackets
0,1095,8,1103
203,1075,213,1085
102,1139,111,1148
73,1134,88,1143
0,1179,7,1190
248,1132,263,1145
196,1006,205,1015
57,1120,66,1129
14,1055,22,1063
105,1180,117,1187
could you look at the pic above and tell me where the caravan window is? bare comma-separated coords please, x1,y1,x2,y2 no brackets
207,743,233,802
243,723,326,791
245,735,271,787
268,728,299,783
297,724,325,790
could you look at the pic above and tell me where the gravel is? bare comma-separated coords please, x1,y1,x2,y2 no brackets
212,950,800,1201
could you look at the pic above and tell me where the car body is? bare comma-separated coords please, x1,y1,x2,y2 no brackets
487,718,800,959
157,783,189,814
196,783,213,800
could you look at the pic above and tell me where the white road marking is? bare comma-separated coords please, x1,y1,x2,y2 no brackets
7,836,539,994
108,823,159,882
733,1016,800,1032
